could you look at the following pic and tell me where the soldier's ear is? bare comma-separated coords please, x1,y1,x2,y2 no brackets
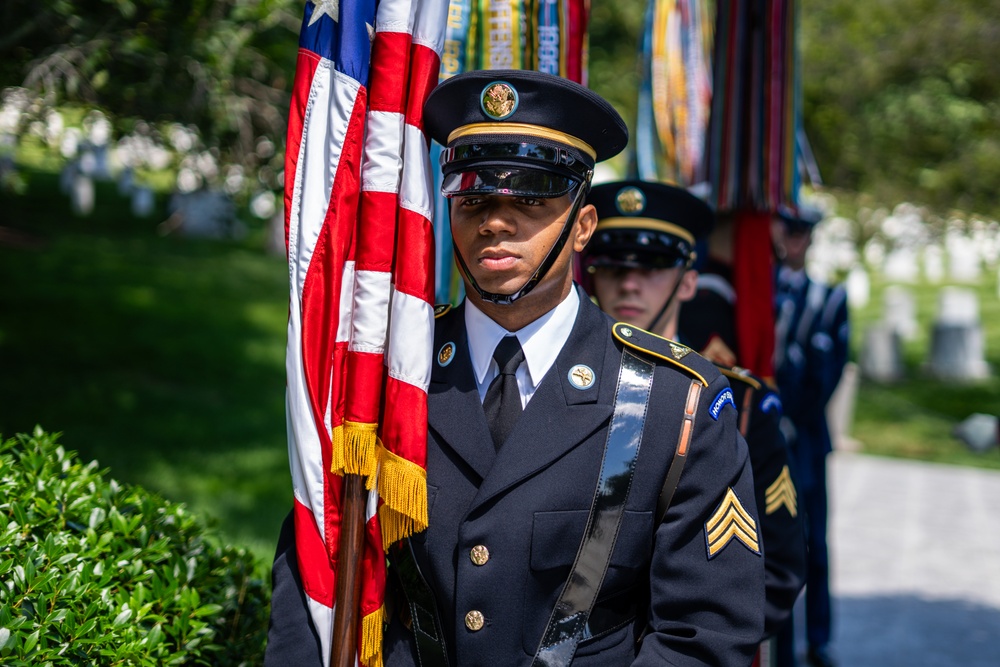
573,204,598,253
677,269,699,303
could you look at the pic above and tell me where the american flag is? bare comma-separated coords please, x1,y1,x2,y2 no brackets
283,0,447,664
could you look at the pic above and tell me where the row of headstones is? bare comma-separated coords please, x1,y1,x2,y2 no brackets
60,147,156,218
861,286,989,382
58,146,248,241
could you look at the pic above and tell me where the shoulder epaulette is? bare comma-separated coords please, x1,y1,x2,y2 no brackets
611,322,710,387
433,303,453,319
717,365,762,390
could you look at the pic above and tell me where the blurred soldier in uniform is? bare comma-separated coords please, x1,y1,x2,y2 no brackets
771,204,849,667
582,180,806,664
266,70,765,666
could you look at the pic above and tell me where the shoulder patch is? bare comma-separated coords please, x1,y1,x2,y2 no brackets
612,322,708,387
705,487,761,559
708,388,735,420
718,366,762,390
759,392,782,415
433,303,452,319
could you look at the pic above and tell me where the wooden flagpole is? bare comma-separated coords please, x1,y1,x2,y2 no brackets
331,473,367,667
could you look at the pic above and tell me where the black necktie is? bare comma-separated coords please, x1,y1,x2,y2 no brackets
484,336,525,450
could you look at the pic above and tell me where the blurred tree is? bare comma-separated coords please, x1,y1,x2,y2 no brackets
0,0,299,170
3,0,1000,222
801,0,1000,220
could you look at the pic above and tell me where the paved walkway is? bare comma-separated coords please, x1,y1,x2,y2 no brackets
789,452,1000,666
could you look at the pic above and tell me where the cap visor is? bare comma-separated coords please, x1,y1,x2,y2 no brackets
442,168,578,198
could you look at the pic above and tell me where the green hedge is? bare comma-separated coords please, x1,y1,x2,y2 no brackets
0,429,268,665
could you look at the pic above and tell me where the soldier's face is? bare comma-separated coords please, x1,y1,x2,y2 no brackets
450,193,596,306
591,266,697,334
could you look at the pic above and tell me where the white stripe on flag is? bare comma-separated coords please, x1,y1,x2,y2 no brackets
336,261,356,344
387,289,434,390
288,62,362,296
349,269,393,353
399,123,434,221
360,110,405,193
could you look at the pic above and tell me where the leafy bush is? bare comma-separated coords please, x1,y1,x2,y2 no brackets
0,429,268,665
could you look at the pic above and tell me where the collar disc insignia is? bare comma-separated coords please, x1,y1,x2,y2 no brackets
438,342,456,367
568,364,596,390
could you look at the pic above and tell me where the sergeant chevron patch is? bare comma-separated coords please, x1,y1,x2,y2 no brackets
705,487,761,559
759,392,782,415
765,465,798,517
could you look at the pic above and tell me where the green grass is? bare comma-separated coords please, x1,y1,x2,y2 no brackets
848,274,1000,470
0,168,291,566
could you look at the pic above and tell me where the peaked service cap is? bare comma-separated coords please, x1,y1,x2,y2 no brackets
424,70,628,198
583,180,714,271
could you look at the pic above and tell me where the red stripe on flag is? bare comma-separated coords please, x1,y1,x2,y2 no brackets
405,45,441,130
394,207,435,302
294,497,335,606
356,191,399,271
381,377,429,469
345,351,387,426
369,32,414,113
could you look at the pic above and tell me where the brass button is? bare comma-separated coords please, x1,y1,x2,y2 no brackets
465,610,485,631
470,545,490,566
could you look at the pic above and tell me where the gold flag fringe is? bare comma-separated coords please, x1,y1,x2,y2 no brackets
340,420,379,477
377,446,429,549
329,423,346,474
360,605,386,667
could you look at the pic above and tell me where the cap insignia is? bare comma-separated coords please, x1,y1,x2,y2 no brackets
615,186,646,215
437,342,456,367
705,487,761,559
481,82,519,120
568,364,596,390
765,465,798,517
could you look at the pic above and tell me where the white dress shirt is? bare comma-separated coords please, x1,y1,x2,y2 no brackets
465,287,580,407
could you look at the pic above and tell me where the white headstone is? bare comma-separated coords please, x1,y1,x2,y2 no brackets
923,243,944,284
70,172,95,217
937,287,979,325
131,186,155,218
860,323,904,382
117,166,134,196
947,233,981,283
845,266,870,309
928,287,989,380
883,247,920,283
59,161,77,195
166,189,242,239
884,285,918,340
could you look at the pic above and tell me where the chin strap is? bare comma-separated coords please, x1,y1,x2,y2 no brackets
453,179,591,306
644,269,687,336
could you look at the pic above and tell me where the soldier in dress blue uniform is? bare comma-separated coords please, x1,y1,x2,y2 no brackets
581,180,806,662
771,204,849,667
266,70,765,666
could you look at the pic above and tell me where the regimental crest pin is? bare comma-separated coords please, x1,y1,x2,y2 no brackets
434,303,452,318
568,364,596,390
615,186,646,215
704,487,761,559
437,342,456,367
765,465,798,517
669,342,691,360
481,82,518,120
